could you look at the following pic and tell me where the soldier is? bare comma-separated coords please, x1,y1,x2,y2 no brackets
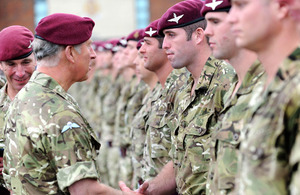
227,0,300,194
120,1,237,194
114,29,144,187
129,39,159,189
3,13,143,195
201,0,266,194
0,25,36,195
103,38,127,189
139,18,188,185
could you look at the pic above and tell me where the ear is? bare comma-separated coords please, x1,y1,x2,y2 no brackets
64,46,76,63
275,0,290,19
194,27,206,44
0,63,3,71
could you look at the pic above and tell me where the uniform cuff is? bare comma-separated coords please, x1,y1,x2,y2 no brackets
57,161,99,192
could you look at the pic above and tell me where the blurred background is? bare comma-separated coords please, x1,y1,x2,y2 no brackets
0,0,183,40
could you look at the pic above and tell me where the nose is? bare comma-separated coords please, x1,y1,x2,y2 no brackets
15,65,25,78
204,24,213,37
139,44,146,54
162,38,170,50
91,48,97,59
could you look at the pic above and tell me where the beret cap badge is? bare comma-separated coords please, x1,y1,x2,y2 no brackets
205,0,224,10
167,13,184,24
145,28,157,37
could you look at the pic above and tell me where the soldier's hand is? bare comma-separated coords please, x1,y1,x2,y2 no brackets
119,181,148,195
136,181,149,194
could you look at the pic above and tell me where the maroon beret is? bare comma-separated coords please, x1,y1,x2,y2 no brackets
157,0,205,36
93,41,105,52
117,37,128,48
144,19,161,38
35,13,95,45
101,39,120,53
201,0,231,16
126,29,144,42
0,25,34,61
136,39,144,50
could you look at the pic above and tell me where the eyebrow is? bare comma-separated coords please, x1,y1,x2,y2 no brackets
144,38,152,42
206,17,221,21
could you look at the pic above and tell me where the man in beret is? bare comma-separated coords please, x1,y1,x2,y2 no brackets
138,19,188,185
201,0,266,194
129,38,158,189
227,0,300,194
113,29,145,187
120,0,236,194
0,25,36,194
3,13,144,195
100,38,127,189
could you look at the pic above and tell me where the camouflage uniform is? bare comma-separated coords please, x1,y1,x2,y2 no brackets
206,61,266,194
121,81,149,186
114,76,147,186
3,71,101,194
84,73,101,132
130,82,159,189
168,57,236,195
95,72,112,185
0,76,5,89
69,71,101,133
143,68,189,181
102,75,124,188
124,81,149,147
0,84,10,188
237,48,300,195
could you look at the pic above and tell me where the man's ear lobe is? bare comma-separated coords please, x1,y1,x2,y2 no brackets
195,27,205,44
65,46,75,63
276,0,290,19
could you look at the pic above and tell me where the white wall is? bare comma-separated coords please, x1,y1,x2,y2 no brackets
47,0,136,40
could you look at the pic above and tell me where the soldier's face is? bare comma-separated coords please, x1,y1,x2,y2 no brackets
123,40,138,68
140,37,168,72
163,28,195,69
134,51,154,81
205,12,238,60
95,51,105,69
112,47,125,71
74,39,96,82
228,0,279,52
0,53,36,95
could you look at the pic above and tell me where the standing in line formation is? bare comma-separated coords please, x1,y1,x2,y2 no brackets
0,0,299,194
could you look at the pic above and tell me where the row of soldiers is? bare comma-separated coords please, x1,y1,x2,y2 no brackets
70,0,300,194
0,0,299,194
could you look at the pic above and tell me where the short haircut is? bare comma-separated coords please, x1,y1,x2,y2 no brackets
182,20,207,41
155,37,164,49
33,39,82,67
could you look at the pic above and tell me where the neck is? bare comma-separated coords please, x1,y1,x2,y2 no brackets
37,64,74,92
122,67,135,82
258,23,300,86
188,45,211,81
6,85,17,100
229,49,258,96
154,61,173,88
144,75,159,90
189,44,211,95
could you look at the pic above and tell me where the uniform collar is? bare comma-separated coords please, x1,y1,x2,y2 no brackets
0,83,10,107
268,47,300,92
